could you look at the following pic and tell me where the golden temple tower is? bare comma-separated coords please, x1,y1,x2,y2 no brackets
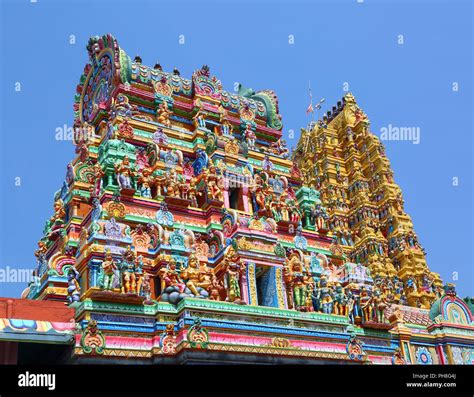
293,93,442,309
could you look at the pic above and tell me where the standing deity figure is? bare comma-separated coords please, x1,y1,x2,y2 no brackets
101,249,117,291
254,186,266,212
154,173,167,197
222,246,244,303
134,255,144,295
120,246,137,294
158,262,186,294
142,274,152,301
165,169,181,198
209,274,224,301
137,166,154,198
360,287,374,322
217,105,232,136
115,156,135,190
318,276,334,314
67,267,81,304
333,283,348,316
288,200,302,224
284,252,314,312
277,192,290,222
373,287,387,323
157,101,171,127
204,166,224,201
188,177,200,207
244,124,256,149
91,162,104,197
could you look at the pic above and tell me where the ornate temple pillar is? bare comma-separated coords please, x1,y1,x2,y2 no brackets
275,266,287,309
88,259,101,288
245,262,257,305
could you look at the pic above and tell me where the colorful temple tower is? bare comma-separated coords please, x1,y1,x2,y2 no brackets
14,34,473,364
292,94,443,309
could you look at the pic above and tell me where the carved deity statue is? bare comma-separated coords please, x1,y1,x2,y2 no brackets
203,165,224,201
115,156,135,190
158,261,186,293
283,252,314,311
157,101,171,126
101,249,117,290
137,166,154,198
222,246,244,303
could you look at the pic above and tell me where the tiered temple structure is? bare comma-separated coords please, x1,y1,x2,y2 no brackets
6,34,472,364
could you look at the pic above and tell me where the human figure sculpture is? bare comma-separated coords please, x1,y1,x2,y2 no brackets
222,246,243,303
373,287,387,323
284,252,313,312
165,169,181,198
180,253,210,297
244,124,256,149
158,262,186,294
67,267,81,304
193,101,207,129
120,246,137,294
101,249,117,291
360,287,374,322
333,284,348,316
318,276,334,314
204,166,224,201
157,101,171,127
115,156,135,190
154,173,167,197
217,106,232,136
188,177,200,206
137,166,154,198
92,162,104,197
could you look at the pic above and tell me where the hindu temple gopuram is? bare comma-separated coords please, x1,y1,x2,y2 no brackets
4,34,473,365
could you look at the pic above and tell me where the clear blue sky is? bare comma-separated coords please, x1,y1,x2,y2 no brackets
0,0,472,298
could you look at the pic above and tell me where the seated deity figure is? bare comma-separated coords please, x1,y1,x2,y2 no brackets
158,261,186,294
157,101,171,127
180,253,210,296
115,156,135,190
137,166,154,198
101,249,117,291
